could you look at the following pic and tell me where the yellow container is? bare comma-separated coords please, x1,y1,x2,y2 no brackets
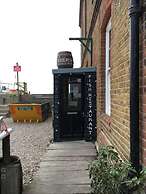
9,103,44,122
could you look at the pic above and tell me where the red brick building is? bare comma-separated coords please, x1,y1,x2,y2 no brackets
79,0,146,168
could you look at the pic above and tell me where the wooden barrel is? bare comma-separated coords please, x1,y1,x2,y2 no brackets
57,51,73,68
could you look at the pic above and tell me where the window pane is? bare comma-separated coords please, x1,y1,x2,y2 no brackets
105,19,111,116
68,78,81,111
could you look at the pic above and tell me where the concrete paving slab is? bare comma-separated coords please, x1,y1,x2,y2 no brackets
33,173,90,183
40,160,90,168
24,184,90,194
23,140,96,194
39,161,89,171
48,141,95,150
42,156,95,161
44,149,96,157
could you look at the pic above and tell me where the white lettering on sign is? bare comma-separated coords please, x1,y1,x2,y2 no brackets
87,74,93,135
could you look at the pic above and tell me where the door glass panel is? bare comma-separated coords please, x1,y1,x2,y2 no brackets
68,78,81,111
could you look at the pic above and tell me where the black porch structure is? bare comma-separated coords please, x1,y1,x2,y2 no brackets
52,67,96,142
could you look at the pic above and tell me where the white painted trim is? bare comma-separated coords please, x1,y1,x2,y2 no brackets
105,18,111,116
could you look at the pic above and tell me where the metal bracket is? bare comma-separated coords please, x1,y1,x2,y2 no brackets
69,37,93,65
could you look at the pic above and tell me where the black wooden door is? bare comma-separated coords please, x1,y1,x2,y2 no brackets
60,76,84,139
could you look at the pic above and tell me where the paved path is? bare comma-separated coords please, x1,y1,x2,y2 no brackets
23,140,96,194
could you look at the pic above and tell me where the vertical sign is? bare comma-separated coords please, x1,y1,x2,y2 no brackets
87,74,93,136
84,73,96,141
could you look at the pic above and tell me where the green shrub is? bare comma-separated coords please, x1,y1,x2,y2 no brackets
89,146,146,194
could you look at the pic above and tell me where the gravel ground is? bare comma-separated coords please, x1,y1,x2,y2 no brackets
0,116,53,188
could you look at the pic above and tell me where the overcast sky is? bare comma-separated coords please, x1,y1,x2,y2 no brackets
0,0,81,94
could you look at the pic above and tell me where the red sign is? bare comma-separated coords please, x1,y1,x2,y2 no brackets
13,65,21,72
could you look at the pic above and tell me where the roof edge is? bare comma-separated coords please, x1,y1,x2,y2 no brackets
52,67,96,75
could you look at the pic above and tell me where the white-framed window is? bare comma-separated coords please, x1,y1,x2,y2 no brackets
105,18,111,116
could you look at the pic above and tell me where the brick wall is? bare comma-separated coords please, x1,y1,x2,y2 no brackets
80,0,131,161
108,1,130,160
94,0,130,160
79,0,146,165
80,1,96,67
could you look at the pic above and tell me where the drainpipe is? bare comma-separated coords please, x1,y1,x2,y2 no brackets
129,0,141,172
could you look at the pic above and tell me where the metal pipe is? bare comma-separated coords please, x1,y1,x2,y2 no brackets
129,0,141,172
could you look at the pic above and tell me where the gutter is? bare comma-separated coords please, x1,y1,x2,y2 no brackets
129,0,141,172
